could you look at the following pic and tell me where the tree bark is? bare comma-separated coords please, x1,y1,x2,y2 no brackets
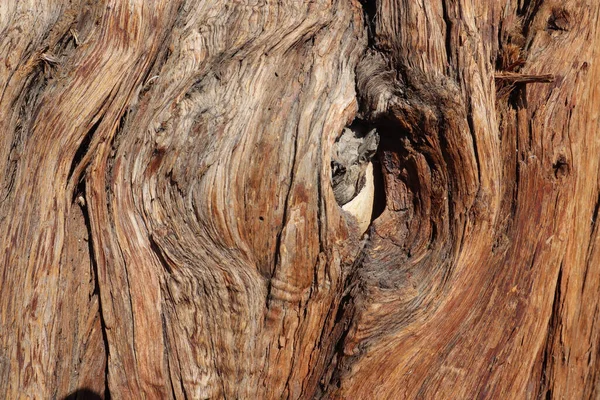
1,0,599,398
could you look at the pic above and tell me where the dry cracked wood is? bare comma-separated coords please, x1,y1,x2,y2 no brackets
0,0,599,399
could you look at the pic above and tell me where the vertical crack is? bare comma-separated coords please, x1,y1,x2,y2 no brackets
67,117,103,183
76,177,111,400
590,191,600,232
441,0,454,75
358,0,377,49
538,261,563,399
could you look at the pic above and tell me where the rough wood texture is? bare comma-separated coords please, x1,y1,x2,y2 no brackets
1,0,599,398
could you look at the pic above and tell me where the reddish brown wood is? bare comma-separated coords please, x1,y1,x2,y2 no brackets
1,0,599,398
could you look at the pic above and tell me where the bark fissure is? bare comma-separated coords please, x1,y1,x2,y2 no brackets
68,117,103,184
73,174,111,400
539,261,563,398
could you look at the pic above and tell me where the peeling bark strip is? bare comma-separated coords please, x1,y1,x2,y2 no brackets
0,0,599,399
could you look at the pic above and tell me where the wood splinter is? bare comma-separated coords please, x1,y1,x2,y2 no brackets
494,72,555,83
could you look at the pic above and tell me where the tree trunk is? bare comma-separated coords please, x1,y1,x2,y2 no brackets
1,0,599,398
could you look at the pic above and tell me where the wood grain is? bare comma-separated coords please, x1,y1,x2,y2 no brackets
0,0,599,398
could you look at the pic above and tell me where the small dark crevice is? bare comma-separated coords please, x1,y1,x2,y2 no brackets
370,114,412,202
316,121,326,256
591,191,600,231
149,234,173,274
312,234,369,397
511,84,528,110
317,274,362,395
75,177,111,400
580,191,600,297
546,8,570,32
62,388,103,400
465,106,482,192
105,111,128,215
331,294,355,358
440,0,454,75
358,0,377,49
552,155,569,179
160,309,179,400
519,0,545,39
538,262,563,399
371,156,386,222
518,0,533,15
67,117,102,183
1,139,19,203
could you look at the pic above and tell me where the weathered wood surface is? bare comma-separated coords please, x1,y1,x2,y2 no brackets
0,0,599,398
